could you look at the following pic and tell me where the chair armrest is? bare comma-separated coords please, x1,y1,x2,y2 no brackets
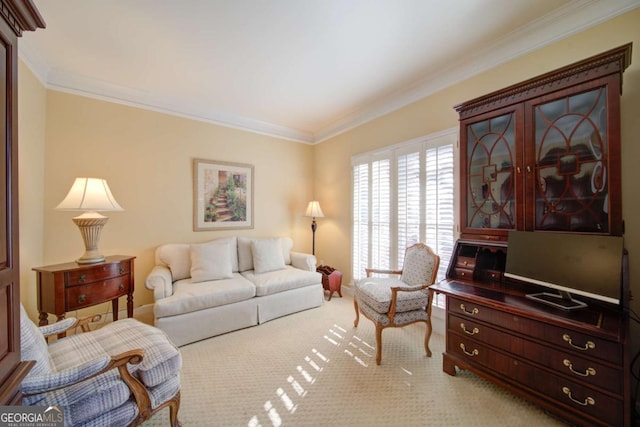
365,268,403,277
22,354,112,395
145,266,174,300
38,314,104,338
388,285,430,320
38,317,78,337
290,252,316,271
22,349,151,416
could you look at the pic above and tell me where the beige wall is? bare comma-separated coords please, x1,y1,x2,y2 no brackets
313,8,640,355
18,86,316,316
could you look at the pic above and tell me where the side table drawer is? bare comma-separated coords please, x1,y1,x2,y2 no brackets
67,261,130,286
66,276,130,310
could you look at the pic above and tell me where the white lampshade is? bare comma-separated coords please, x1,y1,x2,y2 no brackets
305,201,324,218
56,177,124,212
56,177,123,264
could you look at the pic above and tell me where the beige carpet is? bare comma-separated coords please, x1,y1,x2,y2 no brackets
144,295,567,426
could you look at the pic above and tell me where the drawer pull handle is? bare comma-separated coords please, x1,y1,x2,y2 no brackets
563,359,596,377
119,267,125,274
562,334,595,351
460,323,479,336
562,387,595,407
119,283,125,292
78,294,86,304
460,343,479,357
460,304,478,316
79,274,86,282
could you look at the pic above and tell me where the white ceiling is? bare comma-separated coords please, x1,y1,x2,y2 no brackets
19,0,640,143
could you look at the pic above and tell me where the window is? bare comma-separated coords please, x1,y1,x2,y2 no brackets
352,129,457,283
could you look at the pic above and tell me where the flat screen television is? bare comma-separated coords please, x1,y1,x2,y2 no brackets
504,231,624,310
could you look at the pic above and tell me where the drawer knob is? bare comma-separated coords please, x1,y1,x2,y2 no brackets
79,274,86,282
119,267,125,274
563,359,596,377
562,334,596,351
460,323,479,336
119,283,125,292
460,304,479,316
78,294,86,304
460,343,479,357
562,387,595,407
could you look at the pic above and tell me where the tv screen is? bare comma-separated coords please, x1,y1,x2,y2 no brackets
504,231,623,307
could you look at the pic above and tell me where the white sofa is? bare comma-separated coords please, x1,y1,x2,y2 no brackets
144,236,323,346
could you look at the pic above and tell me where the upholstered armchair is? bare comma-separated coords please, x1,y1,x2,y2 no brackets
20,304,182,426
354,243,440,365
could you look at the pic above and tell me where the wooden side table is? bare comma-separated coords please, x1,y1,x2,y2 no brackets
33,255,136,328
317,265,343,301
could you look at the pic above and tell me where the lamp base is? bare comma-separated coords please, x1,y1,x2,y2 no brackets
72,212,109,264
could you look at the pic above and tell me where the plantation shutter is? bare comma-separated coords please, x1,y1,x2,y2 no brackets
351,128,456,282
397,151,421,267
425,144,455,280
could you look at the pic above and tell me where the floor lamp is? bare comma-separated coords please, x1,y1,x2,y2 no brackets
305,201,324,256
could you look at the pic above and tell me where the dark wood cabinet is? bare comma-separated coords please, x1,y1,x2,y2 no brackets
0,0,45,405
435,44,633,427
456,44,631,240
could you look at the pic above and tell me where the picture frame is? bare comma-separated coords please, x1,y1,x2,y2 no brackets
193,158,254,231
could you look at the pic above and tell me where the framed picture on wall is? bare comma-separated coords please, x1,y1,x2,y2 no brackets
193,158,254,231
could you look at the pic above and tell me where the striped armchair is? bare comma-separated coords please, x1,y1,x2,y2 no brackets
354,243,440,365
20,304,182,426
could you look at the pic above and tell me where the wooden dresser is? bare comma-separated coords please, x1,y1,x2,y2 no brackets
432,43,633,426
431,239,629,426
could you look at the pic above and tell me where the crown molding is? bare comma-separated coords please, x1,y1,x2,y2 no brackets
313,0,640,143
17,0,640,145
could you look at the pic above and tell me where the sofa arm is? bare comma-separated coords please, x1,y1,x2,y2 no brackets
290,252,317,272
145,266,174,300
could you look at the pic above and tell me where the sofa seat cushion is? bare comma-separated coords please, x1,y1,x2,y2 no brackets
154,273,256,318
242,266,321,297
355,277,429,314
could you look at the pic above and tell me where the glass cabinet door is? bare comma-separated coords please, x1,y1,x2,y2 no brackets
532,87,609,233
464,111,519,233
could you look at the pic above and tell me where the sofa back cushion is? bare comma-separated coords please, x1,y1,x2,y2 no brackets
190,240,234,282
238,237,294,272
157,237,239,280
251,238,286,273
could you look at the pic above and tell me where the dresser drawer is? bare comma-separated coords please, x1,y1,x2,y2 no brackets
448,333,623,426
448,296,622,364
448,313,623,394
66,277,130,310
67,261,130,286
453,268,474,281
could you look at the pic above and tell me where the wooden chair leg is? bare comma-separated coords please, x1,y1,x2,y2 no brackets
375,323,383,365
353,298,360,327
424,319,433,358
169,391,181,427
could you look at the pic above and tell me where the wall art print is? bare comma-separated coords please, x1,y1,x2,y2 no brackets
193,158,254,231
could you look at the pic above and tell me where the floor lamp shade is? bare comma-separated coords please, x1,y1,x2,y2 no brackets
56,177,124,264
305,201,324,255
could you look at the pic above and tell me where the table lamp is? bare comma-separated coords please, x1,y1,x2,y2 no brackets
56,177,124,264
